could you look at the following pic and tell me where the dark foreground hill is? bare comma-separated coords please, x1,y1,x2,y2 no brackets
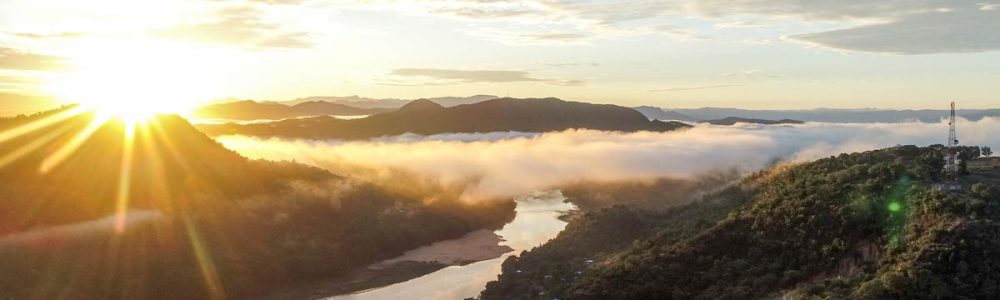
197,98,690,139
191,100,393,120
481,145,1000,299
0,108,514,299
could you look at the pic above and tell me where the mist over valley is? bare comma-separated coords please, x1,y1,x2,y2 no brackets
3,0,1000,298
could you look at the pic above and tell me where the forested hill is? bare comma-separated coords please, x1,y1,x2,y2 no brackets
0,108,515,299
196,98,691,140
481,145,1000,299
702,116,805,125
191,100,393,120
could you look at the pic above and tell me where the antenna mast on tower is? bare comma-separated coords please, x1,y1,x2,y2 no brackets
942,101,961,184
948,101,958,150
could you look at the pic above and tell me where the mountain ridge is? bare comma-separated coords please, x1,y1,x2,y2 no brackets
191,100,393,120
702,116,805,125
639,106,1000,123
283,94,500,108
197,97,691,140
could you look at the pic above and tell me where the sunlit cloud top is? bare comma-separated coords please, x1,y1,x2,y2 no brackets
1,0,998,113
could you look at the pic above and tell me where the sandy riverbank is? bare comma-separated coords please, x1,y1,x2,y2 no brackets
371,229,514,269
260,229,514,300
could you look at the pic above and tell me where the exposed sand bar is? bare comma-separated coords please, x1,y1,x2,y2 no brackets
371,229,513,269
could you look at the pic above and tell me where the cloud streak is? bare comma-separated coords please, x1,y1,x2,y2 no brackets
0,46,65,70
786,7,1000,54
217,118,1000,202
352,1,1000,53
647,24,708,41
157,6,312,49
386,68,585,86
6,31,84,39
648,84,740,92
722,69,767,78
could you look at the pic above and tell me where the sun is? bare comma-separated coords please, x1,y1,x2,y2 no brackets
44,38,218,124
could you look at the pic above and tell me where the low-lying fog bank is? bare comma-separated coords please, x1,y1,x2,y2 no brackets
217,118,1000,202
0,210,167,251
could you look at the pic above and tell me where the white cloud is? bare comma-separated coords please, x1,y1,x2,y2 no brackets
383,68,585,86
649,84,741,92
723,69,765,77
646,24,709,41
349,0,1000,53
351,0,704,45
462,28,593,46
156,6,312,49
0,210,166,248
0,46,65,70
786,6,1000,54
217,117,1000,202
689,0,956,22
713,20,780,29
738,38,777,45
5,0,996,54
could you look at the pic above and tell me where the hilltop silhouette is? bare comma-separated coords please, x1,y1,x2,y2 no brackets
198,97,690,139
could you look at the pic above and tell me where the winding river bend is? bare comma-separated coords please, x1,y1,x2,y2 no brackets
217,136,578,299
328,191,575,300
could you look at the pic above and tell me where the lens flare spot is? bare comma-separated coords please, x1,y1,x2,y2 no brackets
887,202,902,212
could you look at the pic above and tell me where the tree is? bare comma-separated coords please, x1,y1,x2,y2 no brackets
971,183,1000,200
983,146,993,158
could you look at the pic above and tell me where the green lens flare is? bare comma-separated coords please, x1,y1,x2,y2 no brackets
888,202,902,212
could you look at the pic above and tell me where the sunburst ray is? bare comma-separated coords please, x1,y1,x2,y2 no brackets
38,113,113,174
113,123,137,234
0,106,87,145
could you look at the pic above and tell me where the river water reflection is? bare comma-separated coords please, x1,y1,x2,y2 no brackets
328,191,576,300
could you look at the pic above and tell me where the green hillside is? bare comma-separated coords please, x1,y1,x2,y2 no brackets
481,145,1000,299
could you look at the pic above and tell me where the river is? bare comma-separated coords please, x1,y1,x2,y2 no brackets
327,191,576,300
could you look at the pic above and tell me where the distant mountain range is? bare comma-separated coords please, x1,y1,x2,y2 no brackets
634,106,804,125
702,117,805,125
197,96,1000,124
191,100,394,120
636,106,1000,123
633,106,701,122
197,98,690,139
193,95,502,120
282,94,500,109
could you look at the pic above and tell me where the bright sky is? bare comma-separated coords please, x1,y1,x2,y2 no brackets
0,0,998,112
